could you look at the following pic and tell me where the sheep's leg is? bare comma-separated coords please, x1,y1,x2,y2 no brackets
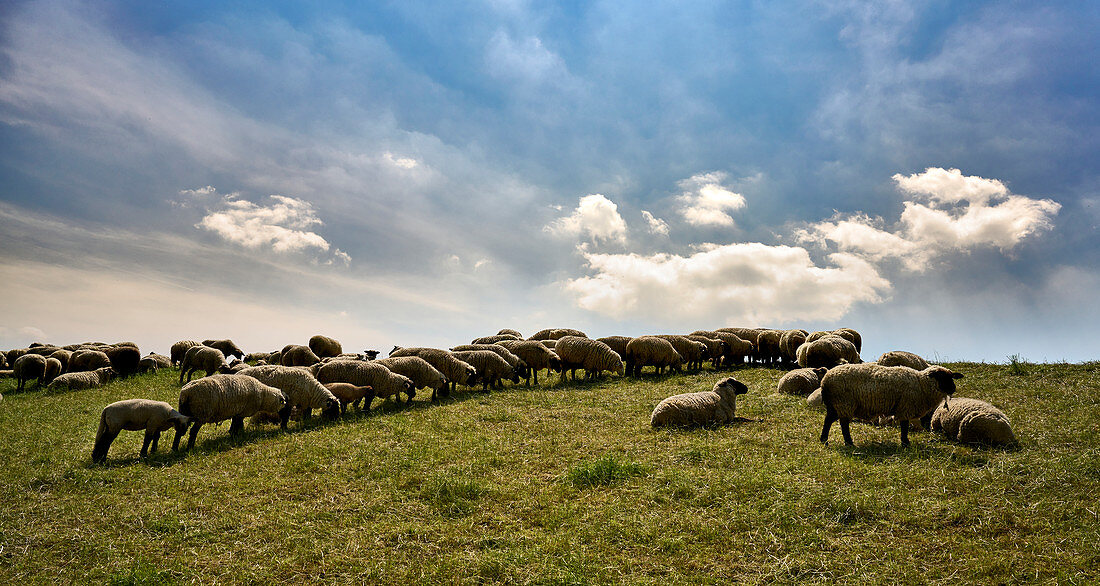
141,430,155,457
840,419,853,446
278,405,292,430
186,423,203,450
820,413,835,444
172,426,186,451
899,421,910,447
229,416,245,436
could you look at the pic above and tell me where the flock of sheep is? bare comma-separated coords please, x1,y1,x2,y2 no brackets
0,326,1018,463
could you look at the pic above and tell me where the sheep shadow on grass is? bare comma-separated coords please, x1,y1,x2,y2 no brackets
829,438,993,468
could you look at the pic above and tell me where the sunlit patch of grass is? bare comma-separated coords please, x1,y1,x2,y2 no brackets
565,453,647,488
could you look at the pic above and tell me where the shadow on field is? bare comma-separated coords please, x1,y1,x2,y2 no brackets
830,438,993,467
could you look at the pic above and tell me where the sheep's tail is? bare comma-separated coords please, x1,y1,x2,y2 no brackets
820,376,835,415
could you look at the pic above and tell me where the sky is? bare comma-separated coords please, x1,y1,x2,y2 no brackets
1,0,1098,362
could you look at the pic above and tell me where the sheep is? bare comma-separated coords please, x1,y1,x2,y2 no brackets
833,328,863,353
528,328,587,341
48,349,71,372
716,328,762,362
554,336,624,381
13,354,48,391
471,334,520,345
267,350,283,366
92,399,191,463
596,336,633,359
806,388,824,411
244,352,271,363
0,353,6,369
450,344,528,380
179,346,232,384
656,335,709,371
170,340,201,367
308,335,343,359
497,328,523,337
651,377,749,427
5,348,28,368
755,329,783,366
202,339,244,361
819,364,964,446
388,347,478,393
227,362,252,373
105,345,142,378
69,349,112,372
692,330,753,367
374,356,448,402
313,360,416,410
323,382,375,414
931,397,1018,447
177,374,288,450
47,366,115,391
280,344,321,367
684,335,724,368
776,367,828,396
451,350,517,391
779,330,808,366
496,340,561,385
237,365,341,428
138,353,172,374
624,336,683,377
877,350,931,371
43,357,62,384
797,335,861,369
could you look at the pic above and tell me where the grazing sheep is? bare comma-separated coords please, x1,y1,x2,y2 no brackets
323,382,375,414
69,349,112,372
47,366,114,391
92,399,191,463
651,377,749,427
177,374,288,450
48,349,72,372
624,336,683,377
238,365,340,428
684,335,724,368
496,340,561,385
451,350,517,391
280,344,321,367
170,340,201,367
877,350,931,371
388,347,477,393
202,339,244,360
693,331,753,366
755,330,783,366
374,356,448,402
308,335,343,359
244,352,271,363
779,330,808,366
777,367,829,396
179,346,232,384
43,357,62,384
820,364,963,446
497,328,523,337
833,328,862,353
554,336,624,381
716,328,762,362
931,397,1018,447
797,335,861,369
5,348,29,368
596,336,633,359
656,335,708,371
138,353,172,374
313,360,415,409
13,354,48,391
471,334,520,345
267,350,283,366
105,345,142,378
450,344,528,380
227,362,252,373
540,339,557,350
528,328,587,341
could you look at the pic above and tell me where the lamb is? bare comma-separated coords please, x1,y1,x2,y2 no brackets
323,382,375,414
13,353,48,391
876,350,930,370
450,344,528,380
684,335,724,368
170,340,201,367
179,346,232,384
280,344,321,367
797,335,861,369
496,340,561,385
651,377,749,427
528,328,587,341
47,366,115,391
554,336,624,381
308,335,343,358
596,336,633,359
779,330,808,366
387,347,477,393
105,345,142,378
655,335,708,371
471,334,520,345
237,365,341,428
819,364,963,446
138,353,172,374
313,360,416,409
92,399,191,463
202,339,245,360
451,350,517,391
374,356,448,402
624,336,683,377
69,349,111,372
931,397,1018,447
776,367,828,396
177,374,288,450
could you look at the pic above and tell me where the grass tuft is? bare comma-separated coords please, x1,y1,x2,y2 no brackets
565,453,647,488
1007,353,1030,376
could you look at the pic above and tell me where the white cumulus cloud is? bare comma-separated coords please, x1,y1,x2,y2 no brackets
545,194,628,244
641,210,669,236
677,172,747,227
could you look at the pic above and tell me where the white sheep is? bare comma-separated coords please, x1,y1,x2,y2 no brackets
202,339,245,360
931,397,1018,448
388,347,477,394
179,346,231,384
374,356,448,402
876,350,930,370
796,335,861,369
280,344,321,367
92,399,191,462
313,360,415,410
819,364,963,446
624,336,683,377
47,366,115,391
170,340,200,367
138,353,172,374
554,336,624,381
776,367,828,396
496,340,561,385
651,377,749,427
177,374,288,450
450,350,517,391
238,365,341,428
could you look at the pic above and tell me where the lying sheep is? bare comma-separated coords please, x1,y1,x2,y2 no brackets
313,360,415,410
797,335,861,369
450,344,528,380
202,339,245,361
179,346,231,384
776,367,828,396
496,340,561,385
820,364,963,446
806,388,824,411
69,349,111,372
308,335,343,359
931,397,1018,447
47,366,115,391
280,344,321,367
554,336,624,381
651,377,749,427
624,336,683,377
13,354,48,391
170,340,201,367
388,347,477,394
105,345,142,378
877,350,930,370
374,356,448,402
238,365,340,428
323,382,375,414
92,399,191,463
138,353,172,374
177,374,288,450
471,334,520,345
451,350,517,391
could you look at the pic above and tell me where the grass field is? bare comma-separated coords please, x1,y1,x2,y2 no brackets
1,361,1098,584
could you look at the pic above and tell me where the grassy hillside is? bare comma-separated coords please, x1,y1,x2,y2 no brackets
1,361,1098,584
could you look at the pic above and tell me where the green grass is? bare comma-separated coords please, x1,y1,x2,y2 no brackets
1,361,1099,584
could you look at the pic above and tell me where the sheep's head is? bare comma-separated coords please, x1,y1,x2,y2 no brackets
927,367,963,395
364,350,380,360
812,367,829,381
714,377,748,396
171,413,192,435
321,397,341,420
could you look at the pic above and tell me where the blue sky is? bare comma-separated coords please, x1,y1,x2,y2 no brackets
1,0,1097,362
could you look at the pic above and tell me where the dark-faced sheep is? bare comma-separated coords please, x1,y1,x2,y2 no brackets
388,347,478,394
238,365,341,428
202,339,245,361
496,340,561,385
92,399,191,462
877,350,931,371
313,360,415,410
651,377,749,427
177,374,288,450
797,335,861,369
47,366,114,391
374,356,448,402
